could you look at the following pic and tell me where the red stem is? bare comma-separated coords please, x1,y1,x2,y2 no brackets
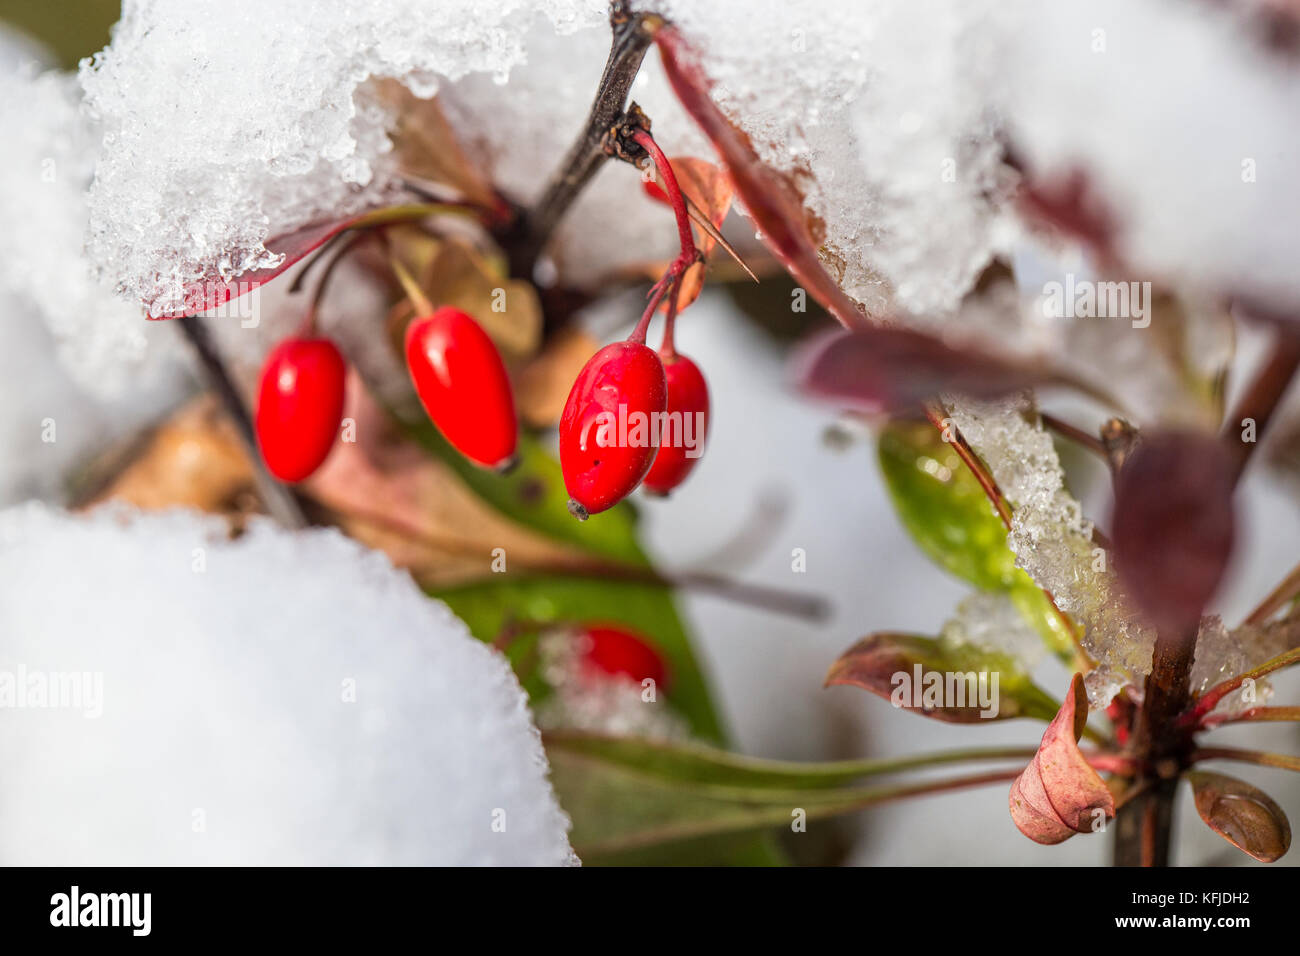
632,128,696,266
1179,646,1300,729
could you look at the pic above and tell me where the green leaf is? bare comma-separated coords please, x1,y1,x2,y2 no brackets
877,420,1076,661
825,632,1062,723
545,733,1023,862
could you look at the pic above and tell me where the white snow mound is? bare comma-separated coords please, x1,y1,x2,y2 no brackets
0,503,576,865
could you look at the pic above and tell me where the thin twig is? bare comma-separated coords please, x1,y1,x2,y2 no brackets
505,1,658,278
1041,411,1108,459
1222,329,1300,483
1244,556,1300,625
336,500,830,620
176,315,307,529
1191,747,1300,773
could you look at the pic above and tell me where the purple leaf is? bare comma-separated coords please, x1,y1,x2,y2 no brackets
1112,430,1235,637
795,326,1052,415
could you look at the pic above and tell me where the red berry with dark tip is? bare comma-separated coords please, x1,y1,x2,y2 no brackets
578,624,670,691
642,352,709,495
406,306,518,470
560,341,666,519
255,337,346,483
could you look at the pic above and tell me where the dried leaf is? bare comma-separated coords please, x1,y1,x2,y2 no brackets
514,327,601,428
825,632,1060,723
655,25,870,330
1186,770,1291,863
81,397,257,514
373,79,505,217
1009,674,1115,844
1112,430,1235,637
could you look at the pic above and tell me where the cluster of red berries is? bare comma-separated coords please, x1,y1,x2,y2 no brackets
254,131,709,521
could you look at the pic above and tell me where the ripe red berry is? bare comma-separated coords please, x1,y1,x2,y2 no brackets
560,341,667,519
255,337,346,483
405,306,518,470
577,624,670,691
642,352,709,495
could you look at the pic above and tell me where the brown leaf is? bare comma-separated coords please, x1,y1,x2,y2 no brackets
1112,430,1235,638
81,397,258,514
825,632,1060,723
373,79,506,219
654,25,870,330
1009,674,1114,844
514,327,601,428
1187,770,1291,863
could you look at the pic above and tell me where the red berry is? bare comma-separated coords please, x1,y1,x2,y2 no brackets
642,352,709,495
577,624,670,691
405,306,518,469
255,337,346,483
559,341,666,519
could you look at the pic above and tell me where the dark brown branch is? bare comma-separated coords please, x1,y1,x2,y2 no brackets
1222,329,1300,483
1114,626,1198,866
504,1,659,279
177,315,307,529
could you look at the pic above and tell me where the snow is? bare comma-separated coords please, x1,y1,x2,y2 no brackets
944,396,1155,706
0,504,575,865
0,66,185,396
78,0,608,319
941,591,1045,671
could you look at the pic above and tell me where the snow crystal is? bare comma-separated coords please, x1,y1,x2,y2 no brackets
71,0,1300,334
945,396,1155,706
0,67,185,395
0,504,575,865
534,626,689,740
79,0,608,318
1191,613,1300,714
941,591,1045,672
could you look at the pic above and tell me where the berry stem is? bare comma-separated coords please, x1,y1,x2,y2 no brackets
299,231,369,337
631,128,697,270
659,271,684,358
386,248,434,316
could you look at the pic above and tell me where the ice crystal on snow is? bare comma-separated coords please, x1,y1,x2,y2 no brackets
71,0,1300,331
945,396,1154,706
0,504,575,865
941,591,1045,672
